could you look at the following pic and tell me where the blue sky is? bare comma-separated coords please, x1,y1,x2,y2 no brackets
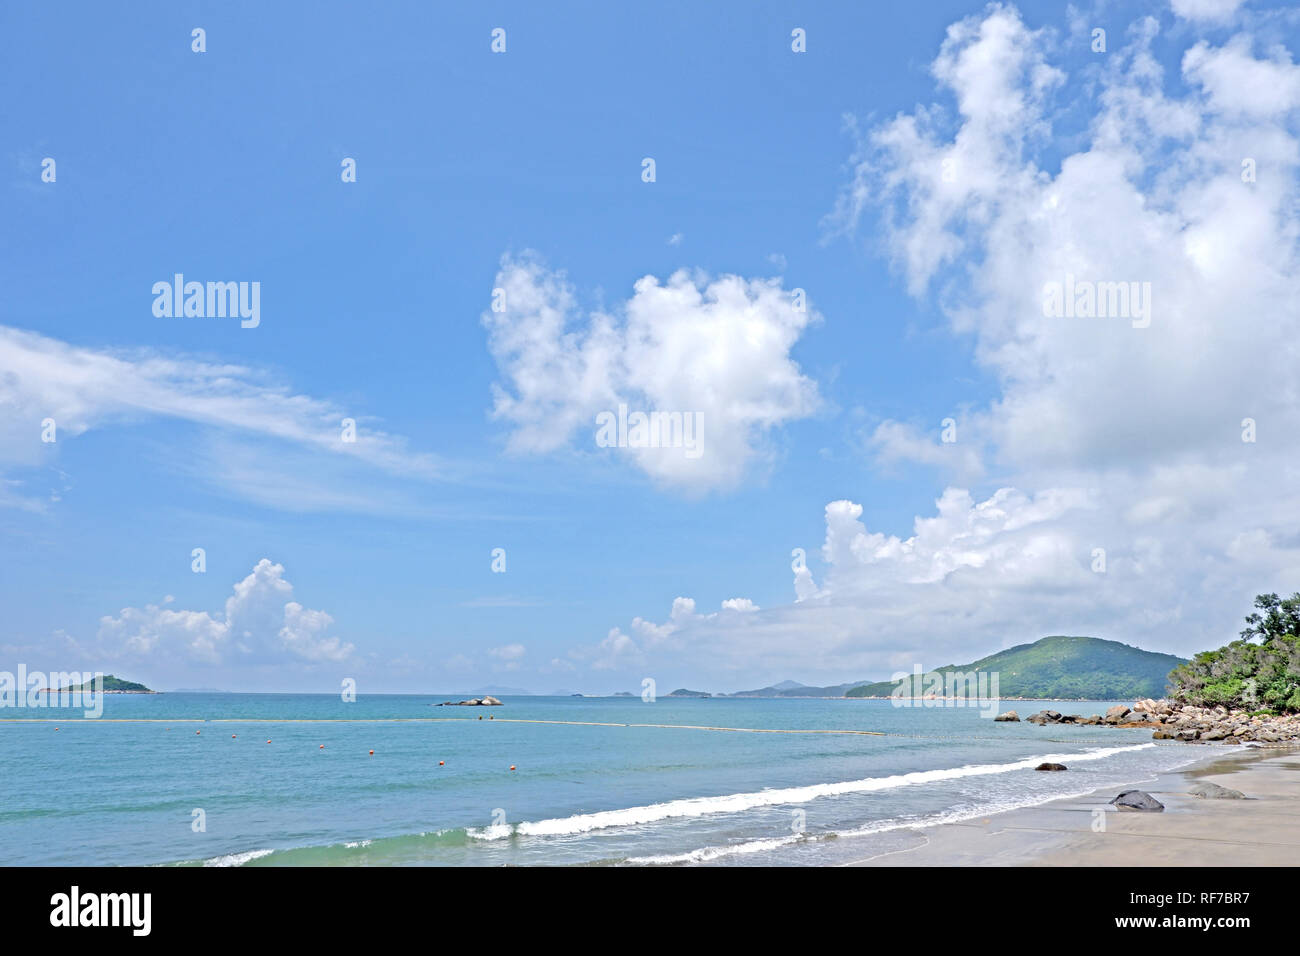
3,0,1299,693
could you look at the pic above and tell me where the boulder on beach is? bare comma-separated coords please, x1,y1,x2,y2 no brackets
1188,782,1245,799
1152,730,1174,739
1035,762,1067,771
1110,789,1164,812
994,711,1020,722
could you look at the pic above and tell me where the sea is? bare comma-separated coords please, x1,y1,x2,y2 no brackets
0,694,1209,866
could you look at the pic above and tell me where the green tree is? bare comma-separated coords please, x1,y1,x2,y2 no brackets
1169,592,1300,712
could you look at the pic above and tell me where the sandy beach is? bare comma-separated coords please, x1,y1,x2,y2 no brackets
845,745,1300,866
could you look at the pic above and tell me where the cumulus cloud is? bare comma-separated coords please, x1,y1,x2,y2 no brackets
482,254,821,492
96,559,353,666
840,6,1300,477
568,5,1300,688
1182,34,1300,118
570,595,766,672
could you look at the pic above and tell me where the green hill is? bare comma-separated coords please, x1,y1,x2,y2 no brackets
844,636,1185,700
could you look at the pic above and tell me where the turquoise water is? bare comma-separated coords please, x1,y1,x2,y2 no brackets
0,694,1206,866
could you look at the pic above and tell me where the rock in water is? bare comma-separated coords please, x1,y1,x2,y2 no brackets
1035,762,1067,771
437,696,504,706
1110,789,1164,811
1187,782,1245,799
994,711,1020,722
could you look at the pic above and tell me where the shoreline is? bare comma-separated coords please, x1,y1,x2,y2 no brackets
843,744,1300,866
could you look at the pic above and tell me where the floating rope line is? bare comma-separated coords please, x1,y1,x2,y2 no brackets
0,717,1047,740
0,716,885,735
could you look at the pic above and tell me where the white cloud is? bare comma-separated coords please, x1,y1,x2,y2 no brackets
840,6,1300,478
867,420,985,477
720,598,759,612
1183,34,1300,118
568,4,1300,688
96,559,353,666
482,253,821,492
1170,0,1247,24
488,643,527,671
578,628,644,671
0,325,441,511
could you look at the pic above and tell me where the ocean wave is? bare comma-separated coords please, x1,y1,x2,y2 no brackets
201,848,276,867
626,785,1117,864
466,743,1155,841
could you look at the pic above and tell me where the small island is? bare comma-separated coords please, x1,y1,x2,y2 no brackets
40,675,156,694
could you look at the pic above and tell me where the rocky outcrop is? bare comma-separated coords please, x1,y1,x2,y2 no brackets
994,711,1020,722
436,696,504,706
1110,789,1164,811
1035,762,1067,771
1021,699,1300,745
1187,782,1246,799
1140,702,1300,744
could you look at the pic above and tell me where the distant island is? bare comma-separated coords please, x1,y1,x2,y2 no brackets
723,636,1187,700
666,688,712,698
41,675,156,694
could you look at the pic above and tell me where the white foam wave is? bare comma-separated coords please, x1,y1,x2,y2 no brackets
202,848,275,867
469,743,1155,841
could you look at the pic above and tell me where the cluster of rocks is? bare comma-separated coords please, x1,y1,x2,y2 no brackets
996,699,1300,745
1002,704,1153,727
435,696,503,706
1132,698,1300,744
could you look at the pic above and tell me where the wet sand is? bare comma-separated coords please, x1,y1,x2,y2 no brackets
843,746,1300,866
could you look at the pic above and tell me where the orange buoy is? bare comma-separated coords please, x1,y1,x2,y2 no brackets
196,731,201,735
439,760,445,766
231,734,237,739
266,739,272,744
319,744,325,749
509,765,516,771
